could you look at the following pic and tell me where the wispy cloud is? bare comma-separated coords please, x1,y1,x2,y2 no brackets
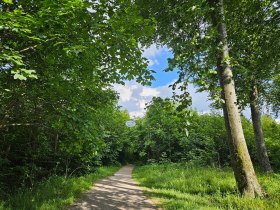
142,44,168,58
143,44,169,67
147,59,160,67
113,81,213,118
140,87,160,97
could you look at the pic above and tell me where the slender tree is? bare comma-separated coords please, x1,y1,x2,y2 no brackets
137,0,265,196
225,0,279,172
208,0,263,197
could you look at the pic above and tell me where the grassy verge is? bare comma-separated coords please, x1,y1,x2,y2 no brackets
1,166,119,210
133,163,280,210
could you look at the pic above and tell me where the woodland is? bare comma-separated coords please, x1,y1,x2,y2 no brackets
0,0,280,209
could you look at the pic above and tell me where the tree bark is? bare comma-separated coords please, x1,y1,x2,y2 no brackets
208,0,264,197
250,82,273,172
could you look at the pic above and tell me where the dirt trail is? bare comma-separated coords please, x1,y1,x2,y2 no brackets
68,165,158,210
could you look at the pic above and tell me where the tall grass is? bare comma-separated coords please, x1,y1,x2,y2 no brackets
133,163,280,210
0,166,119,210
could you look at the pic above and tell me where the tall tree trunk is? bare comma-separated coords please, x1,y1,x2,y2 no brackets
250,82,273,172
208,0,264,197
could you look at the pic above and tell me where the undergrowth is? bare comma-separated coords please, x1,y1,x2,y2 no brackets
0,166,119,210
133,163,280,210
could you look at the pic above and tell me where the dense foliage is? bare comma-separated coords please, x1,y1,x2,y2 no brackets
1,0,279,206
130,97,280,171
0,0,154,197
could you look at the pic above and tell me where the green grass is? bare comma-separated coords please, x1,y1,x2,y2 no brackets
133,163,280,210
0,166,119,210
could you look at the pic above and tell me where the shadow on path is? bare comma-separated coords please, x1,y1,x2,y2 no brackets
68,165,158,210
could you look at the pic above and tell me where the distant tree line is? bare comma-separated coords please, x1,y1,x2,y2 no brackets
130,97,280,171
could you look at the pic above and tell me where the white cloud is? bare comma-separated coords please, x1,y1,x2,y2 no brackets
113,81,213,118
142,44,165,58
140,87,160,97
142,44,169,67
138,99,147,110
188,85,212,113
147,59,160,67
113,82,280,123
113,84,133,102
129,111,145,118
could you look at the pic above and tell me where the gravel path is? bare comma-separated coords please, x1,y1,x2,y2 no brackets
68,165,158,210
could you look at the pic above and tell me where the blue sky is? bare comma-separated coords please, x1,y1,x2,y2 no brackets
144,47,178,88
113,45,277,122
113,45,214,118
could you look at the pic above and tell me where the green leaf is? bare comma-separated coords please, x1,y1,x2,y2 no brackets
185,129,189,137
3,0,13,4
14,74,27,80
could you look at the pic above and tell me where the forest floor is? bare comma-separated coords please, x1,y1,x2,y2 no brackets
68,165,158,210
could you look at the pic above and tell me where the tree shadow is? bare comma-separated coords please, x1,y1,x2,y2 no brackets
68,166,158,210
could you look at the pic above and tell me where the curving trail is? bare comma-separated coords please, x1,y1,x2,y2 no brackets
68,165,158,210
